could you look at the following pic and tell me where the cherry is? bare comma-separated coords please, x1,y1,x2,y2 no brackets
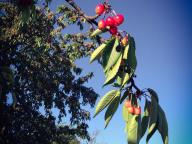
114,14,124,26
106,17,115,27
121,36,128,46
95,4,105,15
128,106,134,114
134,107,141,115
98,19,106,30
124,99,132,108
109,26,118,35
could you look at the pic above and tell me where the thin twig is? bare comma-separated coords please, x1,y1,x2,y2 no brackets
65,0,99,25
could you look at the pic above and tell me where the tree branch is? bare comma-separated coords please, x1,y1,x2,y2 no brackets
130,77,140,92
65,0,99,26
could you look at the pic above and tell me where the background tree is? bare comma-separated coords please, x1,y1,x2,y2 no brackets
0,1,100,143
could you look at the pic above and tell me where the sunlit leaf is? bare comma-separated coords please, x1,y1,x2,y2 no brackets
141,100,150,138
146,90,159,143
103,54,122,87
123,44,129,59
120,89,129,104
90,38,114,63
127,114,141,144
94,90,118,117
104,90,120,128
127,37,137,71
158,105,169,144
104,38,121,72
91,28,107,37
90,43,106,63
102,38,116,70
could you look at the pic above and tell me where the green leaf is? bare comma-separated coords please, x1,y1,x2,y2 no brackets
158,105,168,144
116,75,123,86
122,101,130,122
102,38,116,70
122,73,131,87
127,37,137,71
104,91,120,128
146,92,159,143
89,43,106,63
21,8,30,24
120,89,129,104
90,38,114,63
91,28,107,37
123,44,129,59
94,90,118,117
141,100,150,138
104,38,121,72
127,115,141,144
148,88,159,103
103,54,122,87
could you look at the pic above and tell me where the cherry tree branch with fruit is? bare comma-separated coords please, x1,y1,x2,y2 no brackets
66,1,169,144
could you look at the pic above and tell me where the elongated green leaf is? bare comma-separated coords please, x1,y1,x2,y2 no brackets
104,91,120,128
94,90,118,117
123,44,129,59
158,105,168,144
127,37,137,71
122,73,131,87
103,54,122,87
148,88,159,103
102,38,116,70
90,38,115,64
127,115,141,144
146,92,159,143
91,28,107,37
104,38,121,72
141,100,150,138
120,89,129,104
90,43,106,63
122,101,130,122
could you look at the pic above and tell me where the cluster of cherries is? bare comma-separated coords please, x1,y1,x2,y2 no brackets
124,99,141,115
95,3,125,36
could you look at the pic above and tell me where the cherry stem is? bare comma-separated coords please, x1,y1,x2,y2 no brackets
111,9,117,16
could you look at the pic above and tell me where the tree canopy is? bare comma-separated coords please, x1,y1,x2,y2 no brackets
0,1,99,143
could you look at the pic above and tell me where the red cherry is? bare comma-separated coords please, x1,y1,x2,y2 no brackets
98,19,106,30
109,26,118,35
114,14,124,26
134,107,141,115
95,4,105,15
106,17,115,27
128,106,134,114
124,100,132,108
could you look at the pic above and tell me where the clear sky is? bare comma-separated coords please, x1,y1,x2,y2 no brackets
50,0,192,143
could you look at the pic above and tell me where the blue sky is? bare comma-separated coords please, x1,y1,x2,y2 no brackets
50,0,192,143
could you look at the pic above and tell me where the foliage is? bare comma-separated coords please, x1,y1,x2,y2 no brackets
0,1,99,143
